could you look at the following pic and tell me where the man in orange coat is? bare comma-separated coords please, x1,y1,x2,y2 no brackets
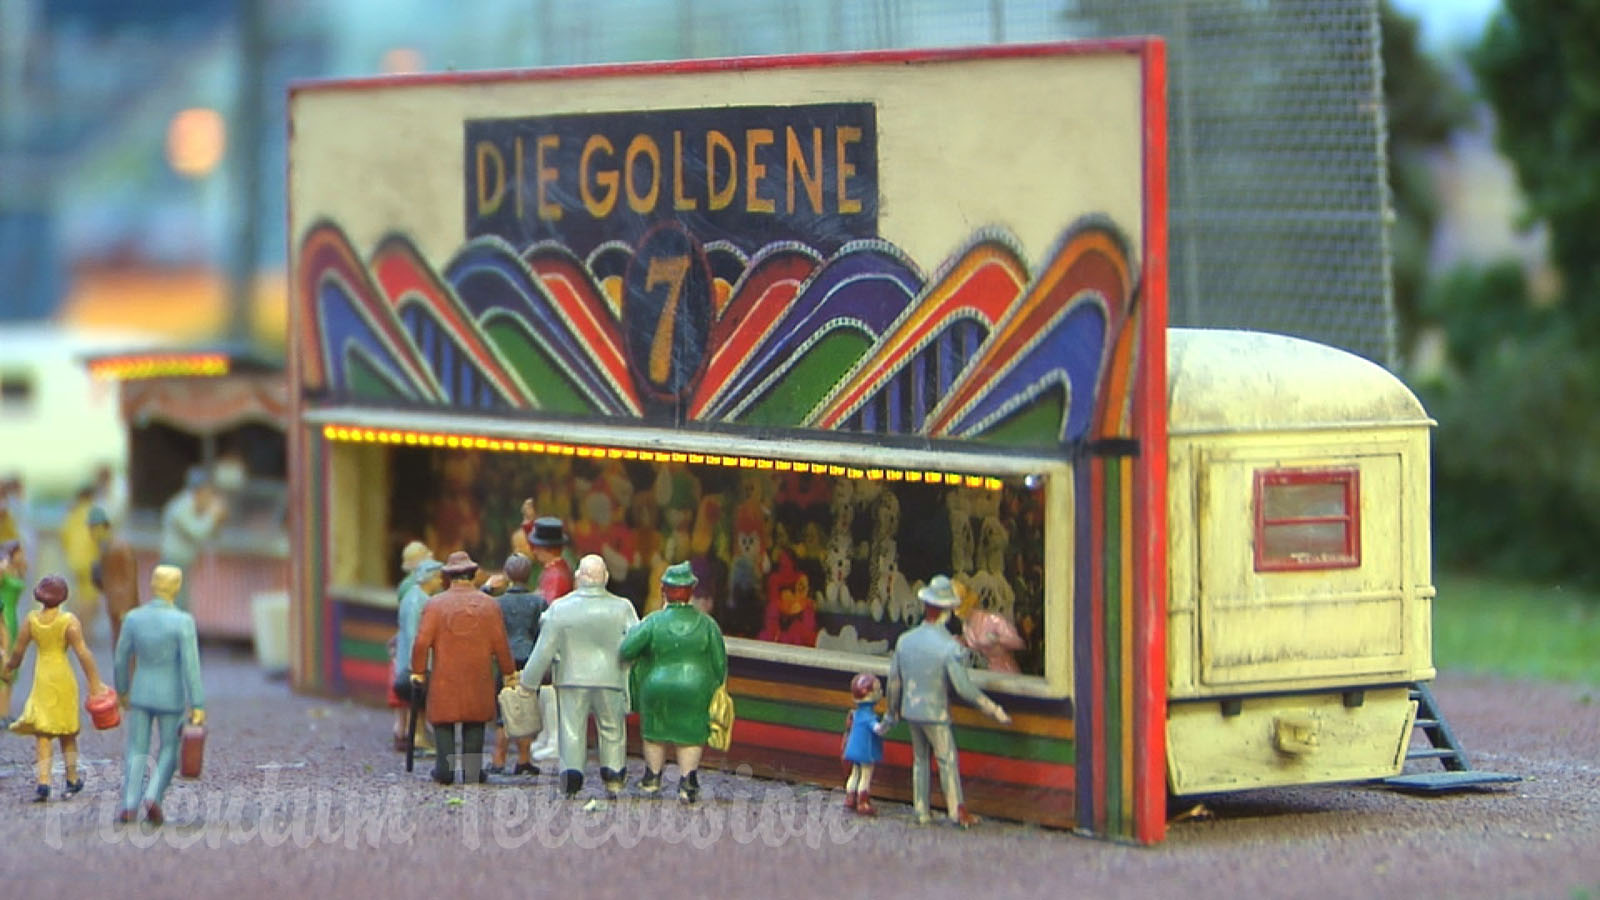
89,507,139,651
410,551,516,786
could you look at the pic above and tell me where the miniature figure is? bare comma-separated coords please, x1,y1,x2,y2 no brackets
519,554,637,797
489,552,543,776
886,574,1012,827
88,507,139,652
0,539,24,723
620,561,728,803
842,672,888,815
5,574,111,802
61,486,101,637
410,551,516,786
529,517,574,603
391,557,444,755
158,468,227,612
955,579,1024,673
388,541,435,751
92,464,128,530
113,564,204,824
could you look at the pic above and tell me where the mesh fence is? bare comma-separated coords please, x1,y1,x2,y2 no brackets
501,0,1394,365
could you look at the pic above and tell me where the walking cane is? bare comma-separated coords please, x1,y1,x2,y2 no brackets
406,675,425,773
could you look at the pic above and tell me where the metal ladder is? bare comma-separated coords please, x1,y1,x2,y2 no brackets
1383,682,1520,791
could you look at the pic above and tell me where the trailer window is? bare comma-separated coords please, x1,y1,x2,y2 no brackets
1253,467,1359,571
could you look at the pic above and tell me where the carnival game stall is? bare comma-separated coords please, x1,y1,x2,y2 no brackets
289,42,1168,841
86,347,290,639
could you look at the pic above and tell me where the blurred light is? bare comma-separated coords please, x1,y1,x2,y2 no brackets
89,353,229,381
166,108,226,178
380,47,425,74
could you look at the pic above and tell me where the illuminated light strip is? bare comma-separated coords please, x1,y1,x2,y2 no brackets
89,353,231,381
317,424,1012,490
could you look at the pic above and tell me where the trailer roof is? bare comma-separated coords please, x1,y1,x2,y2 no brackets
1167,328,1431,435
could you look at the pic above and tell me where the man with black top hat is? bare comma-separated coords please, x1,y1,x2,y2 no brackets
529,517,574,605
885,574,1012,828
410,551,516,786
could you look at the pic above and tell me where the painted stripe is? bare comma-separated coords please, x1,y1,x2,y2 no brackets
339,656,391,687
726,676,1071,739
1136,39,1172,846
1103,459,1123,832
1120,454,1136,831
339,637,389,664
732,720,1074,790
1088,455,1107,831
733,695,1072,766
338,617,394,645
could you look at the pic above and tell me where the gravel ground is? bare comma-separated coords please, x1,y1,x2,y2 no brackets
1,642,1595,900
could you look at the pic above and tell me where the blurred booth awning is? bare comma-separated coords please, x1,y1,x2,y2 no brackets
83,347,288,436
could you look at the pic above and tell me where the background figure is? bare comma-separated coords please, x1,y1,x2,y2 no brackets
388,540,435,751
620,561,727,804
411,551,515,786
89,507,139,651
114,564,204,826
5,574,110,802
519,554,637,798
529,517,573,602
886,575,1010,828
490,552,543,776
92,464,129,529
159,468,227,612
391,557,443,755
60,486,101,639
0,540,25,724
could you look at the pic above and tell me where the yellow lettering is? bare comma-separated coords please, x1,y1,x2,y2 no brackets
646,254,691,386
624,134,662,214
475,141,506,217
745,128,775,213
580,134,618,218
706,130,736,211
836,126,862,215
536,135,562,221
786,126,823,215
514,136,524,219
673,130,697,211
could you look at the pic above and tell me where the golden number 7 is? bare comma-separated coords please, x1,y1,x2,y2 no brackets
646,254,691,386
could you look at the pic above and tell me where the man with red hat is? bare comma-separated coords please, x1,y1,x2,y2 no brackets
410,551,516,786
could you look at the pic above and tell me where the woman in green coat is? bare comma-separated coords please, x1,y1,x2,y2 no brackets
621,561,726,803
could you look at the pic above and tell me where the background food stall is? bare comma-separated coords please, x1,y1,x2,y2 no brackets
86,347,290,642
288,42,1168,842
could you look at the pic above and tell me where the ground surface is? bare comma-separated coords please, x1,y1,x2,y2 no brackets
0,642,1595,900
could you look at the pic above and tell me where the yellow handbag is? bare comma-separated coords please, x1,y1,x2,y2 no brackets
707,683,735,751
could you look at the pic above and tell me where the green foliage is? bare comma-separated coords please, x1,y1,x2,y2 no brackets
1417,263,1600,584
1474,0,1600,332
1382,1,1474,354
1434,573,1600,683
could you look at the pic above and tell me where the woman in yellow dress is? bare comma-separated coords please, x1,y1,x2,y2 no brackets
3,574,109,802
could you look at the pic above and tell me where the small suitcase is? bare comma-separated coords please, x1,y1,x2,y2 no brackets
180,723,206,779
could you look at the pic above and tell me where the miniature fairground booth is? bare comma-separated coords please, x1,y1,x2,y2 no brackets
85,347,290,638
288,42,1169,841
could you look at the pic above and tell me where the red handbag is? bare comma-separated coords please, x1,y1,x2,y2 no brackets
180,723,206,779
85,689,121,730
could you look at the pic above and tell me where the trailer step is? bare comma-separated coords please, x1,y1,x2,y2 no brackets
1379,682,1520,793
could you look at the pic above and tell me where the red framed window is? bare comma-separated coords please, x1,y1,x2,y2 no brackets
1253,467,1360,572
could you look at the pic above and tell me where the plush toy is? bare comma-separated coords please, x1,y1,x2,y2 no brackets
758,551,818,646
821,531,854,614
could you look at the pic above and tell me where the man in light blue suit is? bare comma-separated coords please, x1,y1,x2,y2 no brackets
114,564,204,826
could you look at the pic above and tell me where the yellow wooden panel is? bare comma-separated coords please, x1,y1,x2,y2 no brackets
1165,687,1416,795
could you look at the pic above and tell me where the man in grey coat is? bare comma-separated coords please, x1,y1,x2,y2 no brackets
886,574,1011,828
519,554,638,798
114,564,205,826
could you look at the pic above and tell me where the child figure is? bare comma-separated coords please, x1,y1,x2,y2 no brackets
842,672,888,816
4,575,111,802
